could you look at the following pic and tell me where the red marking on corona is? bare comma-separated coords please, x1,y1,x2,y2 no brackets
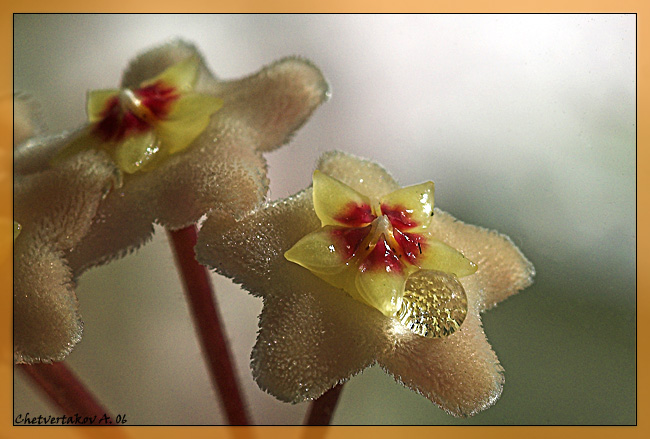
381,204,418,230
393,228,425,265
135,82,179,119
331,226,372,260
334,202,375,227
93,81,180,142
361,236,403,274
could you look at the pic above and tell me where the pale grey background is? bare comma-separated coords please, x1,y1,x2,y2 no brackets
14,14,635,425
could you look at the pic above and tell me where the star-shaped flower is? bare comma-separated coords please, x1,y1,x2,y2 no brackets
13,150,116,363
14,40,329,274
196,151,534,417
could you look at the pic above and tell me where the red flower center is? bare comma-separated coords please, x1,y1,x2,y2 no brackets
93,81,180,142
329,201,425,271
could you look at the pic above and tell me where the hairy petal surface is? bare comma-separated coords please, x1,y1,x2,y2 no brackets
428,209,535,311
208,57,330,153
14,242,81,364
252,272,387,403
379,303,504,417
198,192,396,403
316,151,400,197
13,152,116,363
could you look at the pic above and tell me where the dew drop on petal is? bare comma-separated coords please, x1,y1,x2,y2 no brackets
395,270,468,338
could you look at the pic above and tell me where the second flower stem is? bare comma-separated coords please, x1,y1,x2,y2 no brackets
18,361,113,421
304,383,344,425
167,225,250,425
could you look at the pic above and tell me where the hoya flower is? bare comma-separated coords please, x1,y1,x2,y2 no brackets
197,151,534,417
13,150,116,363
14,40,329,274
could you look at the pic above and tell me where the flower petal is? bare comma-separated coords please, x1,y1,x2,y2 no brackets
121,40,213,90
197,189,319,297
316,151,400,198
66,189,155,274
67,132,270,272
395,270,468,338
380,181,435,231
198,188,391,403
211,57,330,152
429,209,535,310
13,150,116,250
14,242,82,364
13,151,116,363
379,306,504,417
252,284,381,403
157,93,223,154
313,170,374,227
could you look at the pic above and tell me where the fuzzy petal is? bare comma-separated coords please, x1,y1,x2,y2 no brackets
210,57,330,153
198,190,392,402
379,305,504,417
13,151,116,363
121,40,214,90
252,271,386,403
429,209,535,310
66,188,155,274
197,189,318,296
316,151,400,198
13,151,116,250
14,241,82,364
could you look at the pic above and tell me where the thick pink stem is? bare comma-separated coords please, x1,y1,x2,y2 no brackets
167,225,250,425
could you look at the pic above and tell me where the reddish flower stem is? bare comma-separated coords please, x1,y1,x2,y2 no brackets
304,383,344,425
167,225,250,425
18,362,113,421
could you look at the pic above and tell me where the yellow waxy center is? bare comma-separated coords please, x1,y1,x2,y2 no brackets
54,56,223,174
285,171,477,338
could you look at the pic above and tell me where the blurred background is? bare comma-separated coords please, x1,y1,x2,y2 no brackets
13,14,635,425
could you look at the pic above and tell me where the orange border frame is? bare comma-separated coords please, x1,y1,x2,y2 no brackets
2,4,646,439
